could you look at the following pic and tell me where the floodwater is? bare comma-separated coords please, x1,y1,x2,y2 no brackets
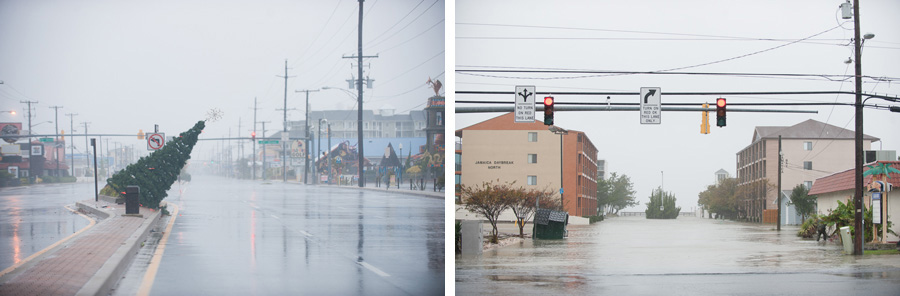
123,174,444,296
456,216,900,295
0,182,93,270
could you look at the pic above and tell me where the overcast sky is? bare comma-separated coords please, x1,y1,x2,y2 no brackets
0,0,444,161
453,0,900,211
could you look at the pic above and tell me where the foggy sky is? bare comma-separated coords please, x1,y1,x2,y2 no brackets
453,0,900,211
0,0,445,162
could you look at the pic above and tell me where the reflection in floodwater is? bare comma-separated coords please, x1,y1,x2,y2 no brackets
1,184,93,271
457,216,900,295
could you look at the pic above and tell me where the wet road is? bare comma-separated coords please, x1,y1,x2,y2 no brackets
0,182,93,271
141,175,444,295
457,216,900,295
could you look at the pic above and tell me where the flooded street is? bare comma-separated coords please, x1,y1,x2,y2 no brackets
456,216,900,295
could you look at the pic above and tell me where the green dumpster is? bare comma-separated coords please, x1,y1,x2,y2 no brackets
533,209,568,239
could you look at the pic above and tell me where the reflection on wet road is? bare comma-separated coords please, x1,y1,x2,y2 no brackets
457,216,900,295
148,175,444,295
0,183,93,271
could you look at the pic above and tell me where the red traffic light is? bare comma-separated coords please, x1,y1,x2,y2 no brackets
544,96,554,106
251,131,256,139
716,98,726,108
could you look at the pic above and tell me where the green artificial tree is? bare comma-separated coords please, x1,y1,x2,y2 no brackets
103,120,205,209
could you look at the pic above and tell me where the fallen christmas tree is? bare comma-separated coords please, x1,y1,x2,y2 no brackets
101,120,204,209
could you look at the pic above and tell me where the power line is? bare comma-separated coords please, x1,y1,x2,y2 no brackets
455,67,900,83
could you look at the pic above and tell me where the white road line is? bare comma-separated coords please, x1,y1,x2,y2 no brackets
270,214,279,219
299,230,313,237
358,262,391,277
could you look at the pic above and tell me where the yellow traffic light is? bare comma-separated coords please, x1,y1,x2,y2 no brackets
61,130,65,141
138,129,145,139
701,103,710,134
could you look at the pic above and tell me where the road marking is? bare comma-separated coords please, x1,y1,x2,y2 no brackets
137,203,179,296
358,261,391,277
0,205,95,278
299,230,313,237
270,214,279,219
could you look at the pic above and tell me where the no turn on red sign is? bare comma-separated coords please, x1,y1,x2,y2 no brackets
147,133,165,150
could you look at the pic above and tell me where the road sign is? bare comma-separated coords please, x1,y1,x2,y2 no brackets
147,133,165,150
640,87,661,124
258,140,279,144
514,85,536,123
39,138,53,142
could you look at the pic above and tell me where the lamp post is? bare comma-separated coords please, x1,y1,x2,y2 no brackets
549,126,568,211
295,89,319,185
398,143,403,186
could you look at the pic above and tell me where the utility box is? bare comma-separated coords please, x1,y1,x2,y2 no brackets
460,220,483,256
839,226,853,254
125,186,140,215
533,209,568,240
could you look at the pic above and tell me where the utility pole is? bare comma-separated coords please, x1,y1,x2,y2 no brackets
251,98,259,180
82,122,90,173
49,105,62,176
296,89,319,185
777,135,782,231
66,113,77,177
327,122,332,186
276,60,295,183
852,0,864,256
20,100,37,181
238,117,242,177
260,121,270,181
342,0,379,187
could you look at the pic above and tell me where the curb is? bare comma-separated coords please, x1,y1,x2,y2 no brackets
76,201,114,219
74,205,161,296
330,184,445,199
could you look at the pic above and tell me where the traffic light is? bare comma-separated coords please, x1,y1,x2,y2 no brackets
701,103,710,134
138,129,144,140
251,131,256,140
716,98,726,127
543,96,554,125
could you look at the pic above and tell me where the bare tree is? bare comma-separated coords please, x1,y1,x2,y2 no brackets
459,179,515,243
508,187,559,238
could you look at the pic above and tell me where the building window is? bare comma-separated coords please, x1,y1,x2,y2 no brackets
803,161,813,170
527,154,537,164
804,181,813,189
436,111,443,126
527,175,537,185
803,141,813,151
528,132,537,142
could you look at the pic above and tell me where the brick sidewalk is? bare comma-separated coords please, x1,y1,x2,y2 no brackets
0,201,158,296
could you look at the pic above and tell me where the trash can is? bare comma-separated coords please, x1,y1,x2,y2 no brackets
125,186,140,215
839,226,852,254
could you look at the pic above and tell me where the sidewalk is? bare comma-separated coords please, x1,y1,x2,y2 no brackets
0,199,160,296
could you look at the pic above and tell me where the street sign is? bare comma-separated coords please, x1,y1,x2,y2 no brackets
39,138,53,142
872,192,882,224
514,85,536,123
258,140,279,144
147,133,165,150
640,87,661,124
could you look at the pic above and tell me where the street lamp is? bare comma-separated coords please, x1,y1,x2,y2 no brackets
295,88,319,185
549,125,568,211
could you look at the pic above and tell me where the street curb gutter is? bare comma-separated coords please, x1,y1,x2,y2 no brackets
74,204,161,296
